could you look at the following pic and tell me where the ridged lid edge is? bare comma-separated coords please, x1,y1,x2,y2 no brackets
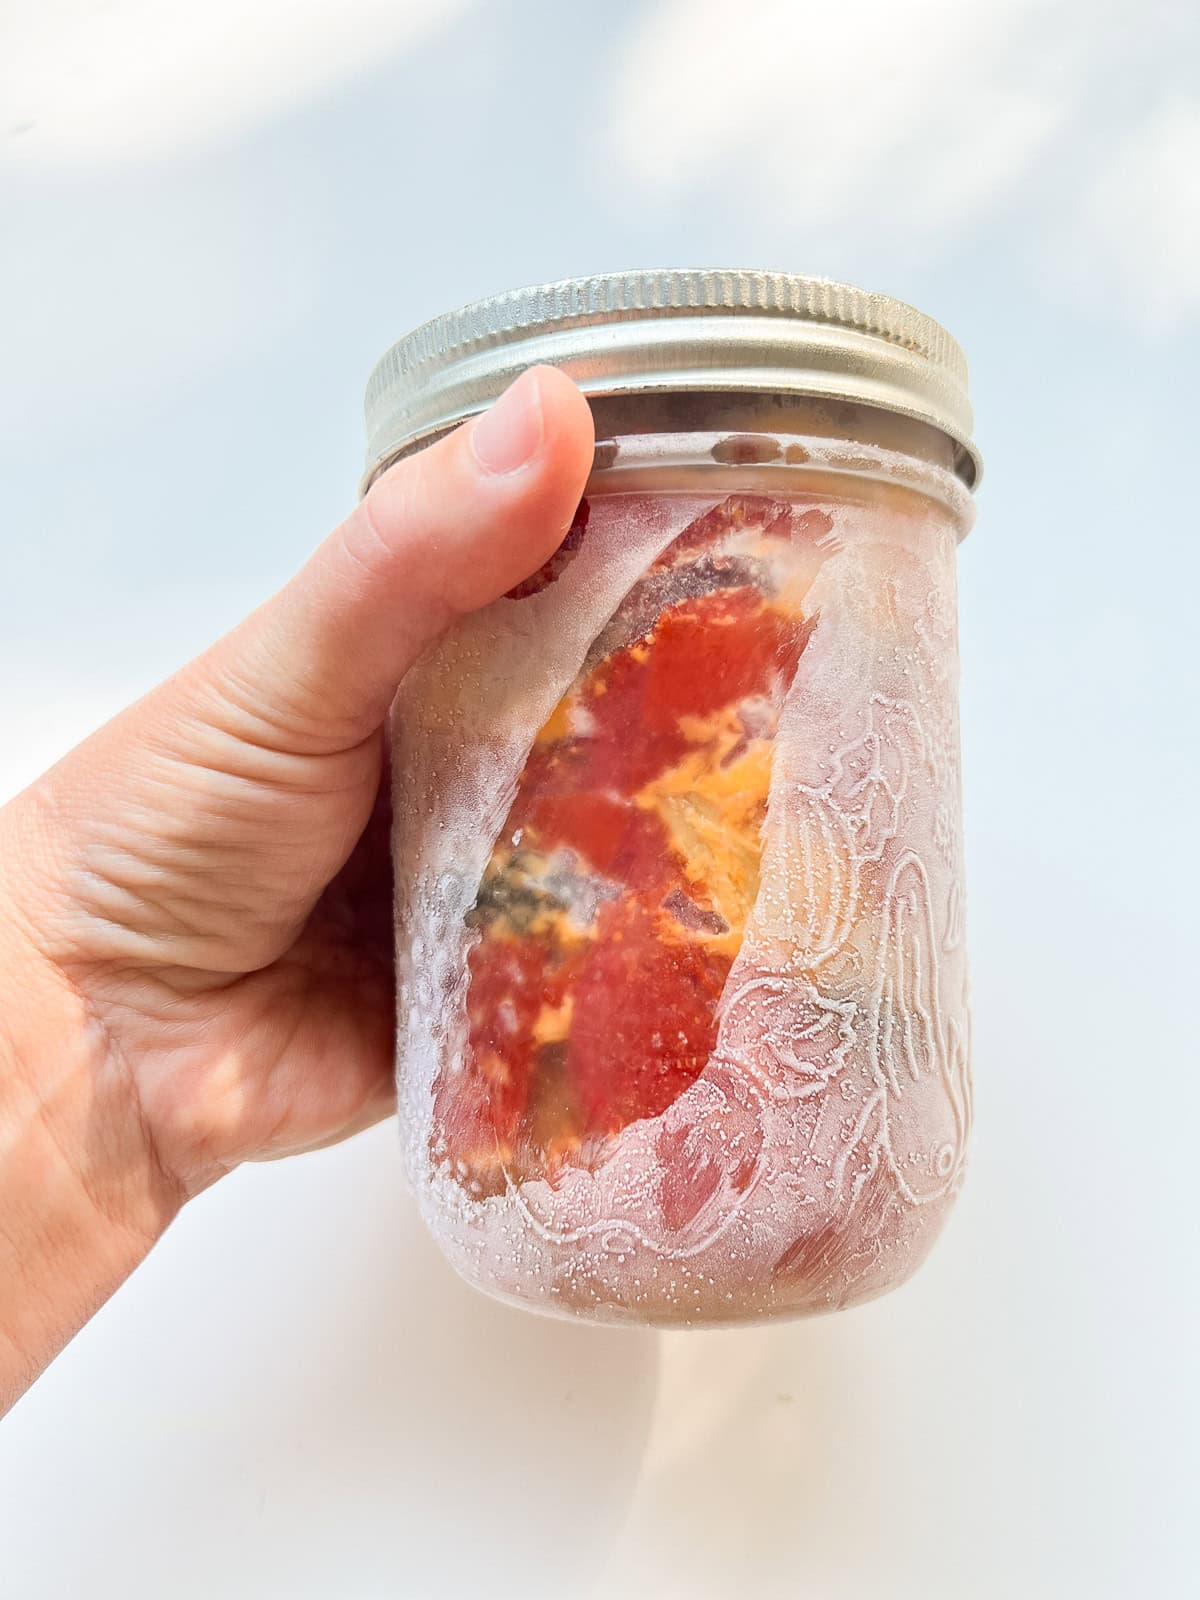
363,269,979,488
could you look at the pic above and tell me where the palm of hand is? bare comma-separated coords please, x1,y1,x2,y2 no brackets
9,719,396,1199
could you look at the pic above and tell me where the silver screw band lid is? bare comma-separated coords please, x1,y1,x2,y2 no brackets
363,269,981,490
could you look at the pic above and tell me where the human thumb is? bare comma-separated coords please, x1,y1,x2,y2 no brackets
187,364,596,752
9,367,594,974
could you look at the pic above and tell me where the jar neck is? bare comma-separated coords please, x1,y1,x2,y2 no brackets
591,391,968,468
584,400,974,537
367,389,976,534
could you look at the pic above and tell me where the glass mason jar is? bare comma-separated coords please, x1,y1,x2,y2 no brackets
363,271,981,1326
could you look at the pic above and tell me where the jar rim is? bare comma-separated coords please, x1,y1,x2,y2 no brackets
581,429,976,538
362,269,982,493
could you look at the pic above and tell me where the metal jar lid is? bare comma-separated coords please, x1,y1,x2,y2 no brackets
363,268,981,490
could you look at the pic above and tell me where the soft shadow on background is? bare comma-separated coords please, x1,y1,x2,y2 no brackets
1,1,1197,1596
1,1130,660,1596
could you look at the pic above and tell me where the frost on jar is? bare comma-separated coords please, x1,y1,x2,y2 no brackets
392,460,971,1325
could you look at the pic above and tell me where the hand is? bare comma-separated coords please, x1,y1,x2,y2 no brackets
0,367,595,1408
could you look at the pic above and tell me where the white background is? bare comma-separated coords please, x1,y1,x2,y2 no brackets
1,2,1197,1595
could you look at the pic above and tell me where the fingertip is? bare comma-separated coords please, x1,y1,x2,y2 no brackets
466,364,594,488
530,370,597,529
529,363,596,476
430,367,596,611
